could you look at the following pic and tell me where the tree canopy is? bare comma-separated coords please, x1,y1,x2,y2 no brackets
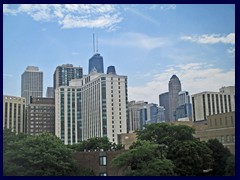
112,123,217,176
3,129,93,176
68,136,124,151
111,140,175,176
206,139,232,176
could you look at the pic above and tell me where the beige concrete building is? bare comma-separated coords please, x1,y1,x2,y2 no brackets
195,111,235,155
3,95,26,133
118,132,137,150
191,87,235,122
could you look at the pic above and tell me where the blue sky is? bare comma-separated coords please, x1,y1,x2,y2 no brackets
3,4,235,104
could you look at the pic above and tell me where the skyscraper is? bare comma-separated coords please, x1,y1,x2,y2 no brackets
176,91,192,121
107,65,116,75
55,71,128,145
46,87,54,98
159,92,169,121
168,75,181,121
128,101,147,132
21,66,43,105
88,53,104,74
53,64,83,90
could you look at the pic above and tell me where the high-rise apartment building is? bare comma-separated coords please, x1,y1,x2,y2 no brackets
168,75,182,121
88,53,104,74
191,86,235,122
53,64,83,90
46,87,54,98
21,66,43,105
128,101,147,132
27,97,55,135
159,92,169,121
55,71,128,145
3,95,26,133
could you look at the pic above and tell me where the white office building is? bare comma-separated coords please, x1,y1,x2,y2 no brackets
191,86,235,122
55,71,128,145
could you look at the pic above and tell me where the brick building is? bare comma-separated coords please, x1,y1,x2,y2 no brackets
74,150,126,176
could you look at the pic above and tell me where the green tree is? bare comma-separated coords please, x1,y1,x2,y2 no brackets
135,123,215,176
3,130,80,176
225,155,235,176
168,140,213,176
136,123,195,146
111,140,175,176
69,136,124,151
207,139,232,176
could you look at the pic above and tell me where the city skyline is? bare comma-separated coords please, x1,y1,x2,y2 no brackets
3,4,235,104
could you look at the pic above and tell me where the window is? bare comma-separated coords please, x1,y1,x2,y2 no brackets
99,173,107,176
227,135,230,142
99,156,107,166
232,135,235,143
221,136,225,143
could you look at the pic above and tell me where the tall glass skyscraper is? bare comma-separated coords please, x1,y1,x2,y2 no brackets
168,75,181,121
88,53,104,74
21,66,43,105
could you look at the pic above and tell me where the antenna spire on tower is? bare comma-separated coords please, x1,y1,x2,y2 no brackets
96,34,98,53
93,33,95,54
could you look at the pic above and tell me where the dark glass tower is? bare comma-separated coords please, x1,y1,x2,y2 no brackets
168,75,182,121
107,65,116,75
53,64,83,90
159,92,169,122
88,53,104,74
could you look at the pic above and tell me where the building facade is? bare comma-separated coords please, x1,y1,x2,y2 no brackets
128,101,147,132
191,87,235,122
3,95,26,133
46,87,54,98
168,75,182,121
55,72,128,145
88,53,104,74
53,64,83,90
21,66,43,105
159,92,169,122
176,91,192,121
27,97,55,135
195,111,235,155
140,103,165,129
74,150,126,176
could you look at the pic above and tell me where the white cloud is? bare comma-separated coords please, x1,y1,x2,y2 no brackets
102,32,168,50
227,47,235,56
181,33,235,44
3,4,122,31
128,63,235,104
